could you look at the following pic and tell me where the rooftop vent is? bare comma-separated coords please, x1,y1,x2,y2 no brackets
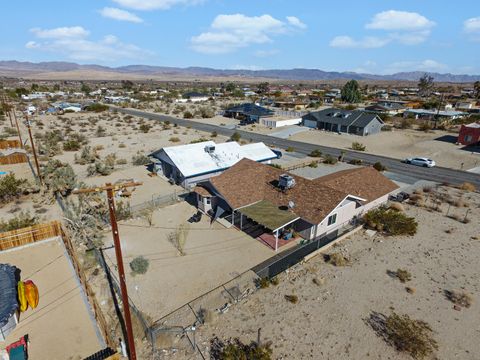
279,174,296,190
204,145,215,153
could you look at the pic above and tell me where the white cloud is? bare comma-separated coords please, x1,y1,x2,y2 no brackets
366,10,435,31
386,59,447,73
255,49,279,57
464,17,480,33
331,10,435,48
286,16,307,29
30,26,89,39
26,26,150,62
230,65,264,71
330,35,390,48
112,0,203,11
191,14,305,54
100,7,143,23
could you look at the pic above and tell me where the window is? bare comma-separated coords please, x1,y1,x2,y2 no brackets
205,197,211,205
465,135,472,142
327,214,337,226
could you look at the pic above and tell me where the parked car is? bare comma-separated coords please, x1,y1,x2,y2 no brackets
389,191,410,202
404,157,436,168
188,211,202,223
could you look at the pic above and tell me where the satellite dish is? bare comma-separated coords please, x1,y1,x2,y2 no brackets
288,201,295,209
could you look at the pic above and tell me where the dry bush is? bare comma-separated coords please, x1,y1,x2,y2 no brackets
167,223,189,256
367,311,437,360
364,207,418,236
409,194,424,206
396,269,412,283
284,295,298,304
460,182,476,192
325,253,349,266
445,290,473,308
389,202,405,212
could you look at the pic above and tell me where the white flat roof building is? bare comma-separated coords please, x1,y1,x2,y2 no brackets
151,141,277,187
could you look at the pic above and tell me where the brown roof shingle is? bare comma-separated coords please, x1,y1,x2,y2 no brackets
210,159,398,225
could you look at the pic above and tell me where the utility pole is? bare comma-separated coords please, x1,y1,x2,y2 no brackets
12,106,24,148
25,115,42,185
73,181,142,360
2,96,14,127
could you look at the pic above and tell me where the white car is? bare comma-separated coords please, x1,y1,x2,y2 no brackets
404,157,436,168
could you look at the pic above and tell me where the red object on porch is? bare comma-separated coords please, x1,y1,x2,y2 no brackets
257,233,292,250
458,122,480,146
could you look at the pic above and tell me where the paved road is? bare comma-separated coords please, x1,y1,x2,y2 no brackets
112,107,480,188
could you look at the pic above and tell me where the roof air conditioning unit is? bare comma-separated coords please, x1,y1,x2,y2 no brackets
279,174,296,190
204,145,215,153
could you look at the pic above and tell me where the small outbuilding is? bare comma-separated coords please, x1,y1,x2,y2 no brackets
458,122,480,146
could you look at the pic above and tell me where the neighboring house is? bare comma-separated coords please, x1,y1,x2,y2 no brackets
176,92,210,103
456,102,474,110
403,109,467,123
0,264,19,341
458,122,480,146
150,141,277,188
194,158,398,251
302,108,384,136
223,103,274,124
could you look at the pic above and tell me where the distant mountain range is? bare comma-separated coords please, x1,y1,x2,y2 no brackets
1,60,479,83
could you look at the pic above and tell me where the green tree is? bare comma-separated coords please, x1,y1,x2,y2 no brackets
257,82,270,94
341,80,362,103
225,82,236,93
418,74,435,97
81,82,91,95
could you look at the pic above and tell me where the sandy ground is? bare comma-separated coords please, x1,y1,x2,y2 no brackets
188,186,480,360
0,239,103,359
102,201,273,321
290,127,480,170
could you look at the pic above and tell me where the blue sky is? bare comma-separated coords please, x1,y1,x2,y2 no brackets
1,0,479,74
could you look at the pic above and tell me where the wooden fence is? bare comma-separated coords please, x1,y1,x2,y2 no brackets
0,221,62,251
0,220,116,349
0,139,21,150
0,152,28,165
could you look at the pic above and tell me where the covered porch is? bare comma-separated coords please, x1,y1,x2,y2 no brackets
230,200,301,251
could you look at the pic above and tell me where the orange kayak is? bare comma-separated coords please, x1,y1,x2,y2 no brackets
24,280,39,309
17,281,28,312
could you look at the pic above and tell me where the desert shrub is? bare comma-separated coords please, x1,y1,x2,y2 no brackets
190,137,209,144
349,159,363,165
373,161,386,171
284,295,298,304
230,132,241,142
396,269,412,283
418,122,432,132
269,163,282,169
132,152,151,166
75,146,98,165
85,103,109,112
118,143,126,148
0,211,38,233
42,159,77,195
309,149,322,157
168,223,189,256
87,160,114,176
389,202,405,212
323,154,337,165
96,125,107,137
398,118,413,129
270,277,279,286
256,277,270,289
38,130,63,156
285,146,295,152
325,253,349,266
115,201,132,220
384,312,438,359
308,161,318,168
210,131,218,137
116,158,127,165
445,290,473,308
352,141,366,151
199,106,215,118
129,256,149,275
183,111,193,119
3,127,18,136
210,337,272,360
0,174,28,204
169,137,180,142
364,207,417,236
460,182,476,192
139,124,151,133
63,139,81,151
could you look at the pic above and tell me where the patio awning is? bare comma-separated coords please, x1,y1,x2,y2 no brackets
238,200,299,231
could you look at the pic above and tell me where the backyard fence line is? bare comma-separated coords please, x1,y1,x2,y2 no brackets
60,226,117,350
0,153,28,165
0,221,62,251
129,190,190,215
0,139,21,149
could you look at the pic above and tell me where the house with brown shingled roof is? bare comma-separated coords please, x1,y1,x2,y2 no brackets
194,158,398,251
